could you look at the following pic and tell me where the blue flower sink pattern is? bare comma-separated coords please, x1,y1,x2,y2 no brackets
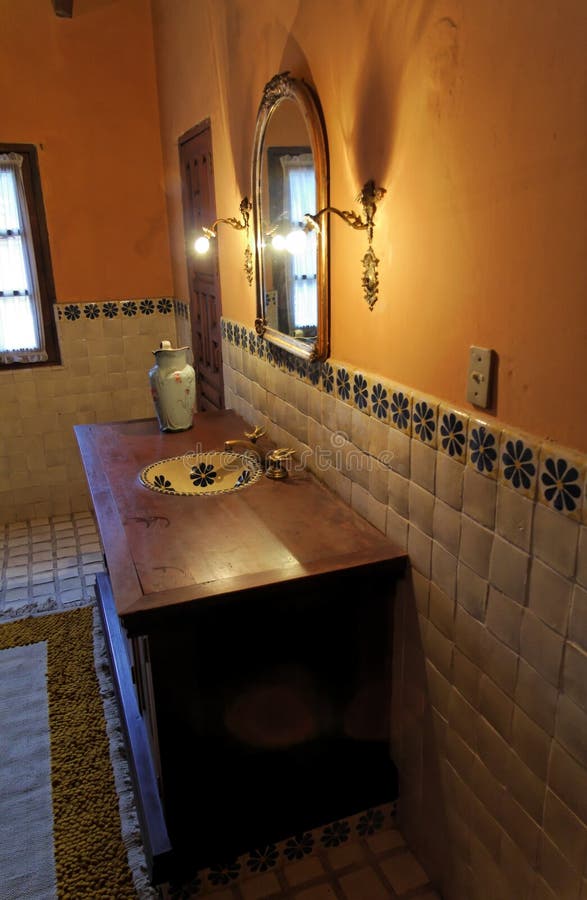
139,450,263,496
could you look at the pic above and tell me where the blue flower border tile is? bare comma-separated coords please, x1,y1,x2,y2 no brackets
221,316,587,523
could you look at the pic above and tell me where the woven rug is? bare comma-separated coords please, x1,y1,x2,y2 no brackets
0,605,158,899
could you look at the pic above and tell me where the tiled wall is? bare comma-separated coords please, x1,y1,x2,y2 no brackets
0,299,188,525
222,318,587,900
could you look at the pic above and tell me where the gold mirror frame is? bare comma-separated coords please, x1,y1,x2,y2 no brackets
253,72,330,362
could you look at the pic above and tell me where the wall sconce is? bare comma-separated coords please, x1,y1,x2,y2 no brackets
304,179,386,310
194,196,254,286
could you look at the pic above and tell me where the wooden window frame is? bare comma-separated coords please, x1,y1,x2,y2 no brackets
0,143,60,368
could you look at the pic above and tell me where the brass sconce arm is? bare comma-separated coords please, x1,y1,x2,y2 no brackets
196,197,253,286
303,180,386,310
203,196,251,238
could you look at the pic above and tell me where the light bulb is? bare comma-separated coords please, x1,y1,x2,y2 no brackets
194,235,210,254
271,234,286,251
285,229,306,255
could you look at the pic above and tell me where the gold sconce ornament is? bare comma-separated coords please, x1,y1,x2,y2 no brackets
304,179,386,311
194,196,254,286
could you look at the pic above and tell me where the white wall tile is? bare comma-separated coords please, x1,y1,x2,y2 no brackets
527,559,573,635
495,484,534,551
569,585,587,652
460,516,494,579
409,483,435,537
433,499,461,557
457,562,488,622
489,535,530,606
410,440,435,493
533,504,579,577
463,466,497,529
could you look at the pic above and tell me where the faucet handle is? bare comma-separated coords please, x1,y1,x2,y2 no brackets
270,447,295,460
244,425,266,443
265,447,295,480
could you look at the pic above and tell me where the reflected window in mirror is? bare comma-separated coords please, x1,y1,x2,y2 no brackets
266,148,316,339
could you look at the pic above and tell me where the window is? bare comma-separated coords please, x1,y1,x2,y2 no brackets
0,144,59,366
282,154,317,330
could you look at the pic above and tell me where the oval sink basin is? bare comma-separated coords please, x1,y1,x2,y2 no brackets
139,450,263,496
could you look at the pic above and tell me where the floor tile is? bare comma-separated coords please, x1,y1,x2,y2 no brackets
379,851,430,894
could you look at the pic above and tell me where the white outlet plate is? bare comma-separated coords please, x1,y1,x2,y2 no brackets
466,346,492,408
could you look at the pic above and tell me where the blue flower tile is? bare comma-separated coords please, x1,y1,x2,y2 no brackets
412,395,438,447
498,430,539,498
121,300,138,317
438,406,468,463
320,819,351,848
336,364,354,405
206,859,241,887
283,832,314,861
245,844,279,873
63,303,81,321
389,386,412,436
284,351,296,374
370,379,390,422
295,357,308,380
352,371,370,414
356,807,386,836
102,301,119,319
139,299,155,315
467,419,501,479
307,360,322,387
321,361,335,394
538,445,585,520
83,302,100,319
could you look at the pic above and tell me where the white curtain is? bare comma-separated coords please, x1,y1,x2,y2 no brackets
0,153,47,364
281,154,317,329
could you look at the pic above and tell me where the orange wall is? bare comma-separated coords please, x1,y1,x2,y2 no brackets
1,0,172,302
161,1,587,452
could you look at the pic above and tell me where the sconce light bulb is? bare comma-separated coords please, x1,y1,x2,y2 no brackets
285,228,306,255
194,235,210,254
271,234,287,251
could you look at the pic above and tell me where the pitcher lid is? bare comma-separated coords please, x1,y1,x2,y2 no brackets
153,340,189,355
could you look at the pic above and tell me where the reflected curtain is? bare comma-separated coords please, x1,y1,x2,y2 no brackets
281,154,317,330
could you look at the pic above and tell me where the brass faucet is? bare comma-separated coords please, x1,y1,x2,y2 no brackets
224,426,268,463
265,447,295,479
224,427,295,478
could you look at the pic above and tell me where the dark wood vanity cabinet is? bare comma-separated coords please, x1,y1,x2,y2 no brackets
76,411,407,884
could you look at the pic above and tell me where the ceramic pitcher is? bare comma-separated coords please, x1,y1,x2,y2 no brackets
149,340,196,432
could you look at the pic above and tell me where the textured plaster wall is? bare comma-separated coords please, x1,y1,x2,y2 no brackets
151,0,587,454
0,0,175,520
1,0,173,301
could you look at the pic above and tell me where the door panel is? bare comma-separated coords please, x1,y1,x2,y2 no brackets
179,121,224,411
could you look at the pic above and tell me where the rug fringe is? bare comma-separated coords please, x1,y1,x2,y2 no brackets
0,595,92,622
92,606,160,900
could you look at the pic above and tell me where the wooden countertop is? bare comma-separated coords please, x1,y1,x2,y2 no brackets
75,410,407,629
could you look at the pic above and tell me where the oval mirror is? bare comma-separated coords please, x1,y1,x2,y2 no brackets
253,72,329,361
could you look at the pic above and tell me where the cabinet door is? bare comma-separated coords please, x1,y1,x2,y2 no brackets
130,635,163,787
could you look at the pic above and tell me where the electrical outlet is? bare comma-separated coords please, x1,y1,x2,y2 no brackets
466,346,492,408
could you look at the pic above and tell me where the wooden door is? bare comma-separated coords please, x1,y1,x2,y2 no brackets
179,121,224,411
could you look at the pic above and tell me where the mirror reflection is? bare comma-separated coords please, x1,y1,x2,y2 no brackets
261,101,317,341
253,73,329,361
